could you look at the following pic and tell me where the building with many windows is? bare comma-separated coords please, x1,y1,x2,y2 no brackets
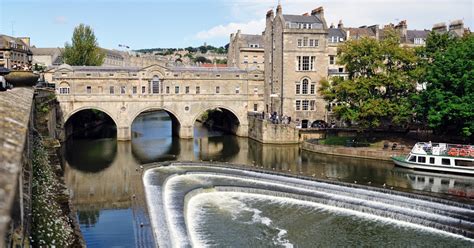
227,30,265,70
263,5,329,127
0,35,32,69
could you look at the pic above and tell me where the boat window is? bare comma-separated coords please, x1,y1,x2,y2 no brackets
409,156,416,162
429,157,435,164
454,159,474,167
441,158,451,165
418,156,426,163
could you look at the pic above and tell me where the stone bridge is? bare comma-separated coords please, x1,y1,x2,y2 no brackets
47,64,264,140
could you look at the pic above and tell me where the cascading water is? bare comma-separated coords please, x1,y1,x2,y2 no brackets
143,162,474,247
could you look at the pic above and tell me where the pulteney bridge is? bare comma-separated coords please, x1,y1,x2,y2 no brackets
46,64,264,140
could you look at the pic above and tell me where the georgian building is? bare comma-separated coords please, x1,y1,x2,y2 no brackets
227,30,265,70
263,5,329,127
0,35,32,69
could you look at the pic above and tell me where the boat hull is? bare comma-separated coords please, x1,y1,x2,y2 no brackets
392,156,474,175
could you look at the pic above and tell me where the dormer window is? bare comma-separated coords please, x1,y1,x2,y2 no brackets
414,38,425,45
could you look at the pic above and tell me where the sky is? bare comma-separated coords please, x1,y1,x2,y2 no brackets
0,0,472,50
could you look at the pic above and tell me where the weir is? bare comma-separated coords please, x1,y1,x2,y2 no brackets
143,162,474,247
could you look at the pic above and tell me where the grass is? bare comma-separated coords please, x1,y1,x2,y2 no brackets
318,136,354,146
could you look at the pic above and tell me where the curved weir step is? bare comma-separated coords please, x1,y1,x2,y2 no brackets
143,162,474,247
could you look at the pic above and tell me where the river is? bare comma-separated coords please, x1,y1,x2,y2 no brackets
63,111,474,247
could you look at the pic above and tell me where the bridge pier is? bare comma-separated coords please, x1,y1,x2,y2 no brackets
118,126,131,141
179,125,194,139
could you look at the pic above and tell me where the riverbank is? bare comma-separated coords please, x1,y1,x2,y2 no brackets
301,140,407,161
32,90,85,247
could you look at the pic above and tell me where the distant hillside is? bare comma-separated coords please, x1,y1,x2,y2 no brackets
135,44,228,55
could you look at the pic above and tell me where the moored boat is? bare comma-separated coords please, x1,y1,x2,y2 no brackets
392,142,474,175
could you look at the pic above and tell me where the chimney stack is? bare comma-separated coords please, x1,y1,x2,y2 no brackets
311,6,324,18
432,22,447,33
266,9,274,19
395,20,408,40
302,12,309,16
449,20,464,37
338,20,344,29
276,3,282,14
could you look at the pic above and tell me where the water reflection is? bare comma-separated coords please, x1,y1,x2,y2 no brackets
63,111,474,247
65,138,117,172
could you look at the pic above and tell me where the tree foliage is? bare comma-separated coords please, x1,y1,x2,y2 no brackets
319,29,418,128
415,34,474,138
62,24,105,66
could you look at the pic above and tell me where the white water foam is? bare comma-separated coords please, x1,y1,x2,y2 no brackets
186,191,474,246
186,192,293,247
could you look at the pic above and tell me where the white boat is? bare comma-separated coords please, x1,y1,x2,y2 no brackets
391,142,474,175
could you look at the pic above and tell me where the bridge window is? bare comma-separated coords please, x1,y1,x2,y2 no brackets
121,86,126,94
86,86,92,94
296,100,301,111
132,86,137,94
152,76,160,94
254,87,258,94
216,86,220,94
196,86,200,94
166,86,170,94
175,86,179,94
141,86,146,94
296,84,301,94
310,100,315,111
109,86,114,94
253,104,258,112
185,86,190,94
216,74,221,78
235,86,240,94
310,84,315,94
59,87,70,94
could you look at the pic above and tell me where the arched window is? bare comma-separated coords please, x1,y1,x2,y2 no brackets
58,82,70,94
151,76,160,94
302,79,309,94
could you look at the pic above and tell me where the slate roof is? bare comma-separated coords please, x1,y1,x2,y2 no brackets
51,65,141,72
346,27,376,38
283,14,322,24
240,34,264,48
406,30,429,43
0,35,30,50
328,28,346,38
170,66,248,73
30,47,61,56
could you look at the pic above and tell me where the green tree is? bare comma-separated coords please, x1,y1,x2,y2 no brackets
415,34,474,138
62,24,105,66
319,29,418,128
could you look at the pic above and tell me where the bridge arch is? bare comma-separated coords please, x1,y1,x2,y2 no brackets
64,106,119,128
193,106,243,136
130,106,183,137
63,107,118,140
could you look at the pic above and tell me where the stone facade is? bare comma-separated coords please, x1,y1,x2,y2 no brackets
228,30,265,70
46,64,264,140
0,35,32,69
264,5,329,126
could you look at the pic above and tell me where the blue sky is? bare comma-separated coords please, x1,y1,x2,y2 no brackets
0,0,472,50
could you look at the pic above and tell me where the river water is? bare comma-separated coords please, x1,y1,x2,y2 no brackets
63,111,474,247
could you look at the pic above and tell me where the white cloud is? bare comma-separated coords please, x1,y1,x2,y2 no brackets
54,16,67,25
194,18,266,40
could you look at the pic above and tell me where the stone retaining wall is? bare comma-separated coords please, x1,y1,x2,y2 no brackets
301,141,406,161
0,88,34,248
248,115,299,144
